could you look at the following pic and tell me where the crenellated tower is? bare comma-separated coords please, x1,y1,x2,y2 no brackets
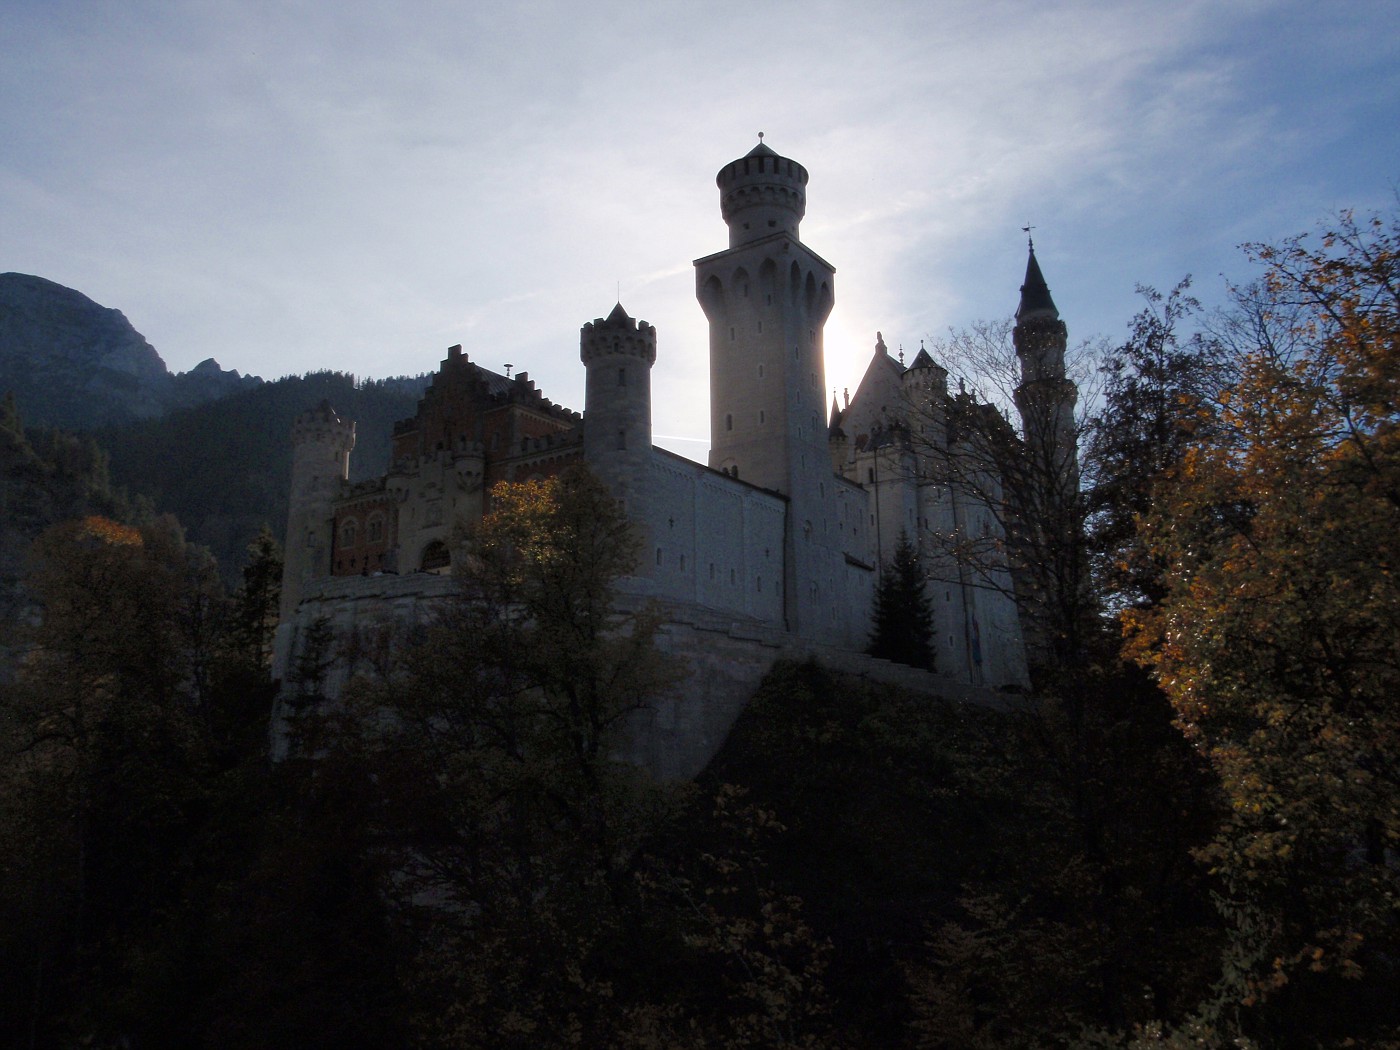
279,400,355,625
696,139,847,641
581,302,656,531
280,397,355,621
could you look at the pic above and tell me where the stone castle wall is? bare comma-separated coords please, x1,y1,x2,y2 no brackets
273,573,1017,779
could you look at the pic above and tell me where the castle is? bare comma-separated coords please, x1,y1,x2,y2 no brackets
271,141,1078,773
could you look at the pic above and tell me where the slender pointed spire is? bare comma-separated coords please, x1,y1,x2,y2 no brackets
1016,244,1059,321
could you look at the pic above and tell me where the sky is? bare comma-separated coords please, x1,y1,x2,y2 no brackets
3,0,1397,458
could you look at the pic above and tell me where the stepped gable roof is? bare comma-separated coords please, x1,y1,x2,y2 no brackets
1016,244,1059,321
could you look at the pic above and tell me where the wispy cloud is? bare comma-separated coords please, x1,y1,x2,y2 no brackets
2,0,1396,450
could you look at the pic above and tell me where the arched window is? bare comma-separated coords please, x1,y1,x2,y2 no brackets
366,515,384,543
340,519,357,548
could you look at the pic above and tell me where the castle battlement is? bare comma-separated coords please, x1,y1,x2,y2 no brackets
272,141,1078,776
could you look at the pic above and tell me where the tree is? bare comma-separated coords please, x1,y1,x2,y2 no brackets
867,531,935,669
915,321,1105,670
1124,208,1400,1046
330,468,854,1046
340,467,684,1043
227,525,282,670
1085,279,1222,612
0,515,218,1045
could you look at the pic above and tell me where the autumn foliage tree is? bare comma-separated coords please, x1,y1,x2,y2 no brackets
0,515,226,1043
1124,209,1400,1045
1085,279,1223,613
341,467,838,1047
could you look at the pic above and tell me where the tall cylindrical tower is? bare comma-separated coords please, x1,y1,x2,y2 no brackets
696,139,844,642
581,302,656,522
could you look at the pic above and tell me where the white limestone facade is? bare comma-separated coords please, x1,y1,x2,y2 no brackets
272,140,1081,767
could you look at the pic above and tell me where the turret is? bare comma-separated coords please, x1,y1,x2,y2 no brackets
1012,241,1078,488
716,139,808,249
902,341,949,436
581,303,656,523
279,400,355,623
1010,240,1083,669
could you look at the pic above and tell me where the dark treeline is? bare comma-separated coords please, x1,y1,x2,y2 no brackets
90,371,427,582
1,211,1397,1047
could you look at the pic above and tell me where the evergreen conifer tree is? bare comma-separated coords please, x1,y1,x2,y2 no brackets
867,531,935,669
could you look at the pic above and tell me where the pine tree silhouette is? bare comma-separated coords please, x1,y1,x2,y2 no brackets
867,531,935,670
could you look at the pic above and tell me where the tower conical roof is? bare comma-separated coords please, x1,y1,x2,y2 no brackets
1016,246,1059,321
605,301,632,324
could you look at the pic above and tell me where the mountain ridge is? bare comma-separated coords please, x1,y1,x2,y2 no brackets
0,271,261,429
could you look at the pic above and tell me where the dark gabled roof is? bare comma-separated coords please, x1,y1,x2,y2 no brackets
1016,246,1059,321
908,347,935,370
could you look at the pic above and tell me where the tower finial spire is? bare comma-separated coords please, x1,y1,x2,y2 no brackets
1016,236,1057,321
757,130,764,143
1021,223,1036,250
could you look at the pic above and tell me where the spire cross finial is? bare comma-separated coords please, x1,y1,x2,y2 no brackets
1021,223,1036,250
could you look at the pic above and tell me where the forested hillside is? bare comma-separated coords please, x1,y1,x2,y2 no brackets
0,394,125,678
0,211,1396,1048
92,371,428,579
